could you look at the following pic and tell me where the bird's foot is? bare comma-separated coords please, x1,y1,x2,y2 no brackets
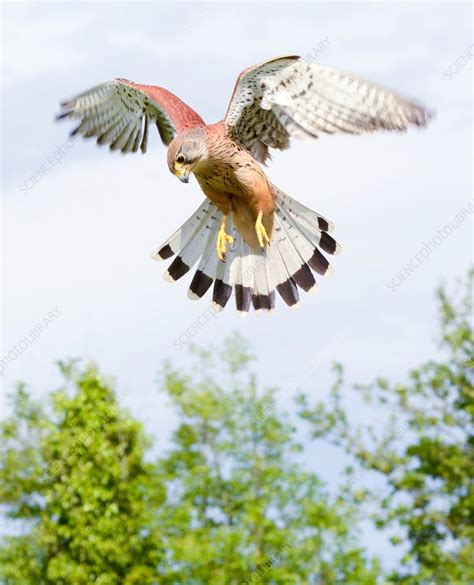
255,211,270,248
216,216,234,260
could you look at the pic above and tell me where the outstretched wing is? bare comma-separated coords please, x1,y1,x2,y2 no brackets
57,79,205,154
224,56,433,163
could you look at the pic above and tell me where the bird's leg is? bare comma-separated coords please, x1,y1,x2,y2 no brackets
216,215,234,260
255,211,270,248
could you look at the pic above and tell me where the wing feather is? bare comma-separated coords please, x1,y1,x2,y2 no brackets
57,79,205,154
224,56,433,163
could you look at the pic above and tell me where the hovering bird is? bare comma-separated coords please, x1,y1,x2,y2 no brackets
57,56,432,314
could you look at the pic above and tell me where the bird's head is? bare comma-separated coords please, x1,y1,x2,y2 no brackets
167,129,208,183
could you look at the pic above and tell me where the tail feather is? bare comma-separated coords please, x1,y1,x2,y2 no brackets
187,219,222,299
212,222,240,311
275,202,330,281
274,210,317,293
261,220,300,308
272,185,334,233
234,240,253,315
151,200,215,261
263,229,295,302
276,202,321,264
163,211,220,282
252,251,275,313
153,187,340,314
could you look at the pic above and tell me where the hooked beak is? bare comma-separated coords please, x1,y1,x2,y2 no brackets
175,165,191,184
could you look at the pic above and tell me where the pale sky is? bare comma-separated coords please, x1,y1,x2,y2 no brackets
1,0,473,571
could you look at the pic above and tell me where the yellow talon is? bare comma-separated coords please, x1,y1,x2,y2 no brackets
255,210,270,248
216,216,234,260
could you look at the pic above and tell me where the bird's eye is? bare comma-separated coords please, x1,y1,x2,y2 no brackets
176,154,185,165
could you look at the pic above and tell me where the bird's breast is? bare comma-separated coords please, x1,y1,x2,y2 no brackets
195,162,242,194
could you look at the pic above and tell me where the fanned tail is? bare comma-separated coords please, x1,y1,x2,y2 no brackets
152,185,340,314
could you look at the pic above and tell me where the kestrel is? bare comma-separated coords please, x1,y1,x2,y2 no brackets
57,56,432,314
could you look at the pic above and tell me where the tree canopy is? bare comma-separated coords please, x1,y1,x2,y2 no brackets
0,363,164,585
0,350,378,584
299,270,473,584
1,271,472,584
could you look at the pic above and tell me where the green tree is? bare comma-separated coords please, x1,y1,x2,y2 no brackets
298,271,474,584
156,337,380,584
1,346,381,584
0,362,164,585
2,271,470,584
